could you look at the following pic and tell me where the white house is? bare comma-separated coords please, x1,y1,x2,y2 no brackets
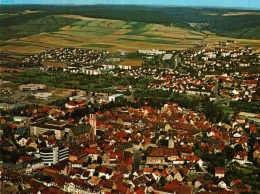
108,94,123,102
65,101,78,109
17,137,28,147
218,181,227,189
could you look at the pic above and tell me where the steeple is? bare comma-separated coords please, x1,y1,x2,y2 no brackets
168,138,175,148
89,113,96,136
168,130,175,148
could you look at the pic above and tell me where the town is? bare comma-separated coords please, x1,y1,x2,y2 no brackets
0,38,260,194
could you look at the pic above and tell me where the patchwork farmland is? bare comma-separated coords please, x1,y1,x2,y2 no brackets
0,15,260,57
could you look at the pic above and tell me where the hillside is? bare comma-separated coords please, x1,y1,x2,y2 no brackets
0,5,260,56
0,15,207,55
1,5,260,40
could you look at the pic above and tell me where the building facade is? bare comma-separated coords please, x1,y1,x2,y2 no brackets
39,146,69,166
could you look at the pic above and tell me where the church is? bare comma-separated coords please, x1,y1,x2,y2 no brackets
67,114,96,144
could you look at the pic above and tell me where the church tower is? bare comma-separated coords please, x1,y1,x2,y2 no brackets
168,138,175,148
168,130,175,148
89,114,96,136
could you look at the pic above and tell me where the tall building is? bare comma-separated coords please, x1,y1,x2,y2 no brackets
39,146,69,166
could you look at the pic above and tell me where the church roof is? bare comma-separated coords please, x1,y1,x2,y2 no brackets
71,124,91,136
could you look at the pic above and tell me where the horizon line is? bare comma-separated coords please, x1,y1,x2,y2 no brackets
1,3,260,11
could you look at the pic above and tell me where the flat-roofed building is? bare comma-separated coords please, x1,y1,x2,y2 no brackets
162,53,173,60
19,84,46,91
39,146,69,166
31,92,52,100
108,94,123,102
30,121,71,140
116,60,144,70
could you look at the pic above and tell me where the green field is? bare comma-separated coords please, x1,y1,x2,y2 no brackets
0,15,204,55
0,14,259,56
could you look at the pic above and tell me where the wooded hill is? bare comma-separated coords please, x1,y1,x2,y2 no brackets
0,5,260,40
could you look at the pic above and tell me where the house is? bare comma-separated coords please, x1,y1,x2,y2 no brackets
253,148,260,162
14,126,30,138
16,136,29,147
108,94,123,102
36,186,66,194
13,116,30,123
146,147,178,166
166,169,183,182
117,155,133,172
63,179,103,193
102,152,111,165
81,66,102,75
26,138,38,148
164,184,193,194
88,176,101,186
233,151,250,165
63,66,80,74
215,167,225,178
65,101,78,109
95,166,114,180
138,49,166,55
1,140,16,151
24,158,44,173
0,87,12,94
218,181,227,189
0,103,15,110
146,148,166,165
44,160,69,176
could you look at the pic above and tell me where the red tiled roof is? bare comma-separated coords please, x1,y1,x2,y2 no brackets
85,148,96,154
234,151,247,159
116,185,128,194
165,184,192,194
215,167,225,174
135,187,145,194
66,101,77,106
250,124,257,133
231,179,242,185
110,153,117,159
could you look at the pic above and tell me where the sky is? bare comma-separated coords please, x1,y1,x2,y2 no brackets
1,0,260,10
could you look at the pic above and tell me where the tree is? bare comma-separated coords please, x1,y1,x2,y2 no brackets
3,126,13,139
159,177,166,187
234,144,243,153
222,147,235,160
97,155,103,165
18,184,23,192
87,157,92,165
202,102,224,123
193,142,200,150
194,150,203,158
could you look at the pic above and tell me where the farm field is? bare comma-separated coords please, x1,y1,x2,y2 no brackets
0,14,260,56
